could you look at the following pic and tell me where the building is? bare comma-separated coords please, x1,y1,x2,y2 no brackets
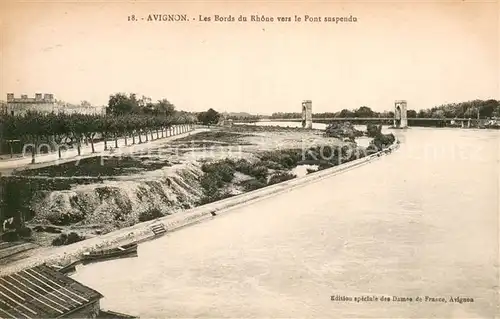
55,101,106,116
6,93,56,116
0,264,103,318
5,93,105,116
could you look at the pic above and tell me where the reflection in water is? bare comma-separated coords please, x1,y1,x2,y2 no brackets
73,127,499,318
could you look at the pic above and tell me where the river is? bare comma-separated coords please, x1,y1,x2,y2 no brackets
72,126,499,318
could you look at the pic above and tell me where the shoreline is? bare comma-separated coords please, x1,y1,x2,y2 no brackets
0,138,399,276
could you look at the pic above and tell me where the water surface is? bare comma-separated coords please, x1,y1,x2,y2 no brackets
73,127,499,318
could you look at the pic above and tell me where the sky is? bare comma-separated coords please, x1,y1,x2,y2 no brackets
1,0,498,114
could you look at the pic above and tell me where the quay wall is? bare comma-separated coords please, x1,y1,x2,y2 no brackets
0,141,400,276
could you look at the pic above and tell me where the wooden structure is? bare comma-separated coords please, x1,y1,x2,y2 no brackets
81,242,138,263
0,264,103,318
150,223,167,236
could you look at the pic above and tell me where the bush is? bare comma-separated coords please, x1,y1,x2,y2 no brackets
17,227,32,238
1,231,20,242
231,159,269,179
199,190,234,205
268,172,295,185
200,174,223,195
139,208,164,222
261,160,283,170
51,232,85,246
33,225,63,233
259,150,302,169
325,122,363,139
241,178,267,192
366,124,382,137
318,162,335,170
233,159,253,175
250,165,268,179
306,168,317,174
46,211,85,226
370,133,396,151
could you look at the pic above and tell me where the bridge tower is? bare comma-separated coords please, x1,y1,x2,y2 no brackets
394,100,408,128
301,100,312,129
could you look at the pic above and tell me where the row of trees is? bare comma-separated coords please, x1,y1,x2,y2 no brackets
269,100,500,119
0,112,195,159
417,100,500,119
0,93,200,160
270,107,404,119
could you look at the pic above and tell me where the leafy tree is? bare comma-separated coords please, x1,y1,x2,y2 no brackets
407,110,417,118
338,109,355,118
354,106,374,118
107,93,140,115
198,108,220,125
366,124,382,137
156,99,176,117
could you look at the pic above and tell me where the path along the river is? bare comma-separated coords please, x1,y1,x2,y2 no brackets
68,127,498,318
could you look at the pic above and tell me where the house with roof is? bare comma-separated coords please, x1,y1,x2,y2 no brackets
0,264,103,318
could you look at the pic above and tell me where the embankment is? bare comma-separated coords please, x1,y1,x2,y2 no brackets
0,139,400,276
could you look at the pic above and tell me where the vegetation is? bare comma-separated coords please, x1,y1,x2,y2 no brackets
266,99,500,119
369,133,395,152
0,92,197,159
366,124,382,137
51,232,86,246
365,123,396,153
268,172,295,185
138,208,164,222
172,131,253,147
0,226,32,242
196,142,376,205
197,108,221,126
223,112,265,122
324,122,364,140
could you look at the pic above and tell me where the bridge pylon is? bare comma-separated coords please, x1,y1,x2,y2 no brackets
394,100,408,128
302,100,312,129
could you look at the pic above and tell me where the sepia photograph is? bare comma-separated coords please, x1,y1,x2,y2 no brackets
0,0,498,318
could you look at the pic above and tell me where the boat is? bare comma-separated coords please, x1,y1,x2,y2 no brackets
50,262,78,274
81,242,138,262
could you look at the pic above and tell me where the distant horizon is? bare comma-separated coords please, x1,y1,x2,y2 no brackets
1,1,498,114
1,93,498,116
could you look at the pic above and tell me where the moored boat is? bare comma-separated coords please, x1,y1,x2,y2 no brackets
81,242,138,262
47,260,80,274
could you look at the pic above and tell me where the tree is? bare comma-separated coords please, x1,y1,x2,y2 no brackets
107,93,141,115
338,109,355,118
407,110,417,118
156,99,176,117
366,124,382,137
354,106,374,118
479,99,499,118
198,108,220,125
432,110,446,119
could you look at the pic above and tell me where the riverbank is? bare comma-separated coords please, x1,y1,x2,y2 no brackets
0,129,399,275
2,125,354,246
